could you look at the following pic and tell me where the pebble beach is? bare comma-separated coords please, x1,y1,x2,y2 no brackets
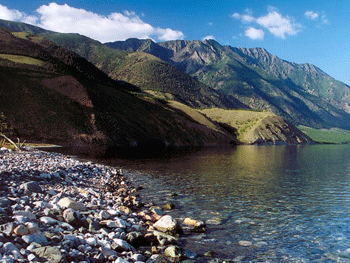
0,147,209,263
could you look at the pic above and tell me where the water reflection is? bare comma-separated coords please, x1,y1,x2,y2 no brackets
43,144,350,261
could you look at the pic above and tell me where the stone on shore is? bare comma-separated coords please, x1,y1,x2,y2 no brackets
0,222,14,236
13,225,29,236
0,197,11,208
153,215,182,235
22,233,48,245
20,181,43,193
112,238,136,252
32,246,63,263
0,149,203,263
3,242,24,260
57,197,86,211
164,245,182,259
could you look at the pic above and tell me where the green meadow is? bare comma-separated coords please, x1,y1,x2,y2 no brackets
298,126,350,144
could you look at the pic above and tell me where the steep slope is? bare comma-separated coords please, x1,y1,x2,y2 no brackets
0,26,238,147
53,36,246,109
0,20,245,110
110,38,350,130
107,51,247,108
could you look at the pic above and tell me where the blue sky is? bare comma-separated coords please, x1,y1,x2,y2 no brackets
1,0,350,85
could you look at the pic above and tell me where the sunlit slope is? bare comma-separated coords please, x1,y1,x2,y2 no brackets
0,20,247,110
110,38,350,130
0,26,237,147
200,108,312,144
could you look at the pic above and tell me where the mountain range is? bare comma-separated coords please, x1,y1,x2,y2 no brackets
3,19,342,147
106,38,350,130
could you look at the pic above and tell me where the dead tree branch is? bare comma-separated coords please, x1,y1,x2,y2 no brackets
0,133,19,150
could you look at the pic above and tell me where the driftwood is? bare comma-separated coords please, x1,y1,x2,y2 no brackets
0,133,19,150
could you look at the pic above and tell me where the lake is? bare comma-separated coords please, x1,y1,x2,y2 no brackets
45,144,350,262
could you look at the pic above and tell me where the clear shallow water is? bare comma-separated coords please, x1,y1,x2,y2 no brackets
45,144,350,262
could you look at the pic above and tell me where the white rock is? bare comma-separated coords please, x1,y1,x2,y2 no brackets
238,240,252,247
85,237,97,246
115,257,129,263
13,211,36,222
99,210,110,219
33,201,52,209
39,216,59,225
57,197,86,211
153,215,181,235
112,238,135,252
100,218,128,229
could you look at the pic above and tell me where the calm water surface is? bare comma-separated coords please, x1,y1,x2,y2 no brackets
48,144,350,262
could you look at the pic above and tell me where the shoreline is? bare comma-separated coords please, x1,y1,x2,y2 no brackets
0,148,219,263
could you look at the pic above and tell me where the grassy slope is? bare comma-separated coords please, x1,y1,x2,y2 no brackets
0,27,236,147
111,51,244,109
298,126,350,144
30,29,246,110
200,108,312,144
138,40,350,130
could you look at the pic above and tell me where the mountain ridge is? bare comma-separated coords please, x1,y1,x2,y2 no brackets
0,25,241,147
106,38,350,130
0,19,316,145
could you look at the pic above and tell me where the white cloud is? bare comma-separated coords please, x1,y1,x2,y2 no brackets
321,14,329,25
245,27,264,40
305,11,319,20
0,4,37,23
256,10,301,39
232,10,255,23
241,14,255,23
232,7,301,40
304,10,329,25
202,35,215,41
155,28,185,41
0,4,23,20
0,3,184,43
33,3,185,42
232,13,240,19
